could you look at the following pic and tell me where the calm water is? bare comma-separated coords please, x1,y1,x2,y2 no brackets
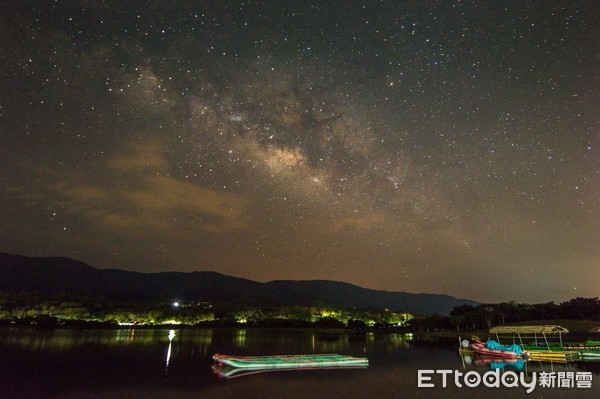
0,327,598,398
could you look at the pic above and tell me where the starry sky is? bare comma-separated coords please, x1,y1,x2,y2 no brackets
1,1,598,303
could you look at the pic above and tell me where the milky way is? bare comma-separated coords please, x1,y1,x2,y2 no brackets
1,1,598,302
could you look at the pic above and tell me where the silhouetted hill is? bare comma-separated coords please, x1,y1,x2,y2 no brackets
0,252,477,315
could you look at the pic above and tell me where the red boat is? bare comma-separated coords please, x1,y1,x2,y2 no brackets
471,342,519,359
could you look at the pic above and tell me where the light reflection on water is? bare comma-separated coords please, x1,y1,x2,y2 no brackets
0,327,215,349
0,327,597,399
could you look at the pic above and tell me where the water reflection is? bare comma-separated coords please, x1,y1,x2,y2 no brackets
1,327,598,399
460,352,598,377
470,355,526,371
165,329,175,374
0,328,415,357
0,327,216,348
235,329,246,347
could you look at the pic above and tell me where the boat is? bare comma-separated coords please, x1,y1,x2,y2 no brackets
489,325,569,348
528,350,581,363
580,352,600,361
471,342,520,359
488,325,589,362
212,353,369,370
458,347,474,355
559,340,600,361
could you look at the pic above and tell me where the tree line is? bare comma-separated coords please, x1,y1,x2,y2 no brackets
409,297,600,333
2,291,597,332
0,291,412,328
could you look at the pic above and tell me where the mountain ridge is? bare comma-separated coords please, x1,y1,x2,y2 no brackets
0,252,477,315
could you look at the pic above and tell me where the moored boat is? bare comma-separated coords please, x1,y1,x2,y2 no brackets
489,325,595,362
471,342,520,359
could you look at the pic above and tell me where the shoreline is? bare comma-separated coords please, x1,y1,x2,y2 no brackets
2,319,599,338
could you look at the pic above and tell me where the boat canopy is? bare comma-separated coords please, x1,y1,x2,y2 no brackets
489,325,569,334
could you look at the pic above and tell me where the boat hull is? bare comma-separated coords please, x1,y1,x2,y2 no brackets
581,351,600,361
471,343,519,359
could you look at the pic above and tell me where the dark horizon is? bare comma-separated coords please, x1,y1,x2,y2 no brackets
0,251,479,317
1,1,598,304
1,250,594,307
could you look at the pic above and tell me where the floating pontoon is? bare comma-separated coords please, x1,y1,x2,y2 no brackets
213,353,369,370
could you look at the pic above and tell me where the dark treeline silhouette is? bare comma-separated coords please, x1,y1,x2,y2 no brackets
409,297,600,333
0,252,477,316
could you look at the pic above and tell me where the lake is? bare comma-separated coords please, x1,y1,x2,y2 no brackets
0,327,598,398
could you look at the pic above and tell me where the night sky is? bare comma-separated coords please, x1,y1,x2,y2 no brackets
1,1,598,303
